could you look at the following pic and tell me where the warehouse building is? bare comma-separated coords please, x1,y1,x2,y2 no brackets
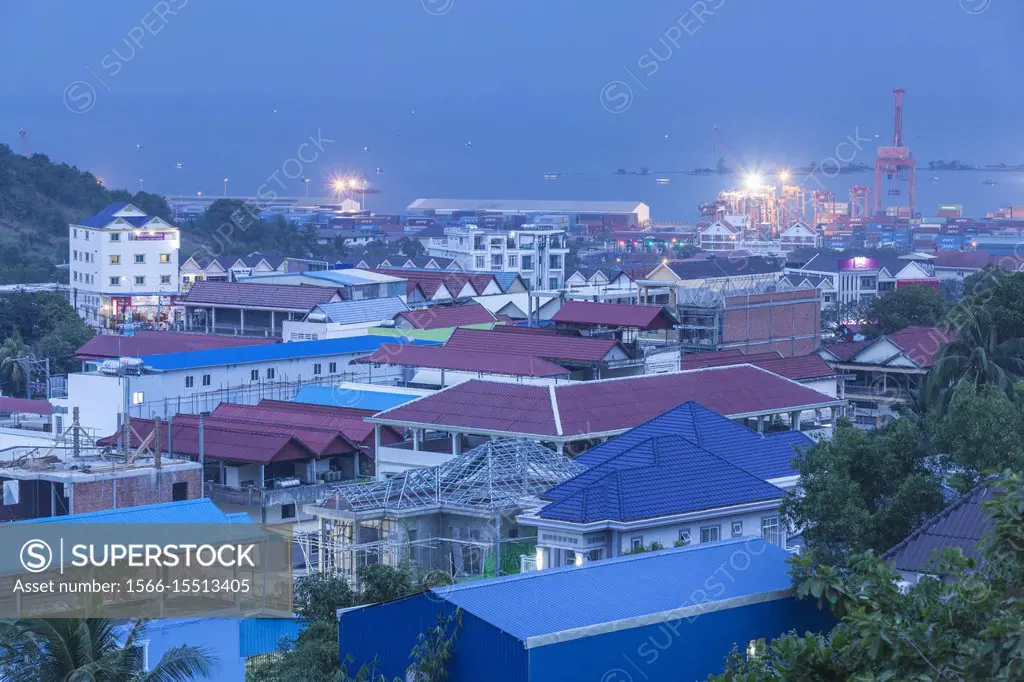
337,537,834,682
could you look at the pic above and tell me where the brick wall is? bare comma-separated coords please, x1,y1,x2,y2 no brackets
71,469,201,515
722,290,821,357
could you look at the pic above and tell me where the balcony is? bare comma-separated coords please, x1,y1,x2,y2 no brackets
204,478,343,509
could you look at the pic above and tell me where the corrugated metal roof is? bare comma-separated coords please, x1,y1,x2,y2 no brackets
313,297,409,325
238,619,304,658
539,435,784,523
550,301,675,330
182,280,339,310
432,537,791,640
355,344,570,378
397,303,496,329
0,397,53,416
291,385,424,412
15,499,248,525
372,366,841,439
407,198,648,215
885,326,953,368
569,401,811,485
443,327,622,364
682,351,840,381
141,336,438,371
75,331,277,360
883,483,991,573
371,269,497,298
666,256,782,280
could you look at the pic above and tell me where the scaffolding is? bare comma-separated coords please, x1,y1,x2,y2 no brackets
297,439,586,586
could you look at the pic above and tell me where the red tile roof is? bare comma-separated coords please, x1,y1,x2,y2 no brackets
75,331,277,360
681,350,839,381
354,344,570,378
370,269,497,299
246,400,401,446
681,351,783,370
551,301,675,330
396,302,496,329
372,366,842,438
182,280,339,311
821,340,871,362
100,419,314,464
0,397,53,415
885,326,953,368
443,327,624,364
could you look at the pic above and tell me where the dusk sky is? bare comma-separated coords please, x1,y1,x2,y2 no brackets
3,0,1021,217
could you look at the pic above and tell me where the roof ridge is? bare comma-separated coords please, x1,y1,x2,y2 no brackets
549,384,563,437
882,481,992,560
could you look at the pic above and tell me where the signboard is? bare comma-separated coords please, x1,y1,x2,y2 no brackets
839,257,878,270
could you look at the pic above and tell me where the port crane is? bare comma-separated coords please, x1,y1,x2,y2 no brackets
874,88,916,216
18,129,30,156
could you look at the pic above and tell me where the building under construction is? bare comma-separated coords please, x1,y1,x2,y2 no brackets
298,439,585,587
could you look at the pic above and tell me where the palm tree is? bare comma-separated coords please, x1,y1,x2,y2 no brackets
0,618,216,682
0,334,29,397
925,315,1024,410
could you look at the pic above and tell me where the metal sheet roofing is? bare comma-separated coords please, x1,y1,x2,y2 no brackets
140,336,438,371
372,366,842,440
550,301,675,330
883,483,991,573
0,397,53,416
15,498,248,525
75,203,167,229
396,303,496,329
681,351,840,381
371,269,498,299
75,331,277,360
355,344,570,378
313,297,409,325
539,435,785,523
291,385,425,412
432,537,791,640
182,280,339,310
665,256,782,280
885,326,953,368
443,327,623,364
569,401,812,484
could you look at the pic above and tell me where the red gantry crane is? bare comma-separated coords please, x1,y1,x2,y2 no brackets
874,88,916,216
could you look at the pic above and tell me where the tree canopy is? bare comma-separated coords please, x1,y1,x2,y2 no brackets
0,291,92,396
863,284,948,337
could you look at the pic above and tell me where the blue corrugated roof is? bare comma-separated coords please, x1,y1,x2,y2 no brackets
314,297,408,324
238,618,304,657
433,537,791,640
291,385,425,412
573,401,811,482
77,203,160,229
14,499,249,525
141,336,438,371
539,435,785,523
491,272,521,292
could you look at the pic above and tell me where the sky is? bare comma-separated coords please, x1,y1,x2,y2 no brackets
2,0,1022,218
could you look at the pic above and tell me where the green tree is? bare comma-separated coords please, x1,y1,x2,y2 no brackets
395,237,426,258
820,300,867,336
357,564,414,605
863,284,948,337
925,315,1024,409
780,418,945,563
0,291,93,379
711,472,1024,681
0,618,215,681
294,571,356,624
934,383,1024,491
967,270,1024,342
0,333,29,397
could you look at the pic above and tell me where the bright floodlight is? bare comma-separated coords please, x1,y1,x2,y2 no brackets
779,170,791,182
744,173,763,190
332,178,347,192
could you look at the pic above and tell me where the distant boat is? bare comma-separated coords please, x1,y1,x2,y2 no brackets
655,178,671,185
984,178,999,186
543,173,558,181
929,176,940,182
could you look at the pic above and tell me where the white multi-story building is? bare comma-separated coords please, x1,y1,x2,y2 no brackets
427,224,569,290
69,203,180,329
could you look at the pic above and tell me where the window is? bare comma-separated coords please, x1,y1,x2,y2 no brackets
521,255,533,270
134,276,145,286
313,363,322,376
73,229,78,239
491,255,502,267
85,231,90,241
630,536,644,550
474,256,485,268
160,275,171,285
160,253,171,264
507,255,518,268
134,254,145,264
859,276,876,289
328,362,337,374
281,503,296,520
549,254,562,269
731,521,743,537
109,254,120,265
700,525,720,544
549,277,559,289
131,391,145,405
171,482,188,502
408,529,418,542
761,516,782,546
109,276,121,287
250,369,259,381
267,368,276,380
678,529,691,546
73,272,79,282
185,376,194,388
73,250,78,260
202,374,211,387
3,480,19,506
110,233,120,242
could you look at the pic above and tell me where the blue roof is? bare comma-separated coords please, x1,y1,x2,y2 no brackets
491,272,522,292
77,203,158,229
291,385,425,412
14,499,250,525
141,336,439,371
539,435,785,523
432,537,792,640
238,618,304,657
314,297,408,324
573,401,811,482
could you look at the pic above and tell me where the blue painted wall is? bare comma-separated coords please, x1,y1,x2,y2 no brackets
339,595,834,682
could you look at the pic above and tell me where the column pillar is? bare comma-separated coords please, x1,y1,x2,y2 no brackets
757,415,765,434
240,308,246,334
452,432,462,456
413,428,421,450
270,310,276,336
830,406,838,424
790,411,802,431
210,306,217,332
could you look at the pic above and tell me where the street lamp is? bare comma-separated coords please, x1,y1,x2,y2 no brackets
303,178,311,197
223,177,229,196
